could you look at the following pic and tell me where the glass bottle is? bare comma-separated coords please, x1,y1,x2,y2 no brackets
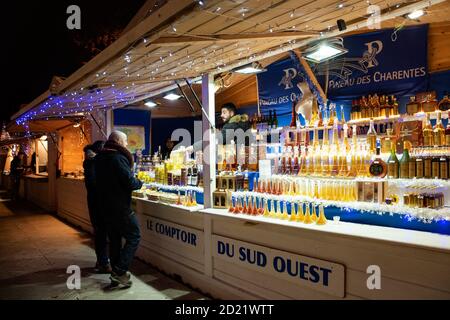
415,150,424,179
290,100,297,128
406,96,420,115
366,118,377,154
399,141,411,179
432,150,440,179
433,111,445,146
423,113,433,147
446,111,450,146
391,95,399,116
439,153,448,180
369,140,387,178
387,143,399,179
372,94,380,118
272,110,278,129
423,148,432,179
408,148,416,179
422,94,438,113
438,94,450,112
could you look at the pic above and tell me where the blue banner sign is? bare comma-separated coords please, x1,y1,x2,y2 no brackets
315,24,428,100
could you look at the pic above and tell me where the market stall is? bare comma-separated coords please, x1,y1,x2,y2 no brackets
8,0,450,299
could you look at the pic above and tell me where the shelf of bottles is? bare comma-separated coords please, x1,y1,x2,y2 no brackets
216,93,450,225
135,146,204,207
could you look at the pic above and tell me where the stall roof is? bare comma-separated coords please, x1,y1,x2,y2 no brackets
11,0,449,123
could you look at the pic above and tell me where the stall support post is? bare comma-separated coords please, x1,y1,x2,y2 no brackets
202,73,216,208
47,135,58,212
106,109,114,137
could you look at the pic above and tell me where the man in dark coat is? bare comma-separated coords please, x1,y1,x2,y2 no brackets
10,152,24,200
94,131,143,287
83,140,110,273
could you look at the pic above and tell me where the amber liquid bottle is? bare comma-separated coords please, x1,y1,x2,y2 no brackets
366,119,377,154
434,111,445,146
290,100,297,128
446,111,450,146
423,113,433,147
369,141,387,178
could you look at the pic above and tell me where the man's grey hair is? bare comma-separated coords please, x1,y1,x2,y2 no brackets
108,130,127,146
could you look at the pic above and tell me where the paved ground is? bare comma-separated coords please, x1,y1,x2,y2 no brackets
0,190,207,300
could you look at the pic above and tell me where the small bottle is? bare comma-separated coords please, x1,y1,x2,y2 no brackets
423,149,432,178
408,149,416,179
399,141,411,179
438,94,450,112
432,153,440,179
446,111,450,146
416,154,424,179
387,144,399,179
439,155,448,180
369,140,387,178
406,96,420,115
433,111,445,146
422,94,438,113
391,95,399,116
423,113,433,146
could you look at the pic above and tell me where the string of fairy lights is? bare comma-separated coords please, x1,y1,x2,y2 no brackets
15,0,426,133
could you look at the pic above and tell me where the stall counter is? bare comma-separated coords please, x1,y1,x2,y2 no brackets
133,196,450,299
56,177,92,233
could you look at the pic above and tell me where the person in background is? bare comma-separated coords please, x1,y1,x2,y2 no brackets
83,140,110,273
161,137,175,160
94,131,143,288
10,152,25,200
30,152,36,174
219,102,251,144
188,102,251,153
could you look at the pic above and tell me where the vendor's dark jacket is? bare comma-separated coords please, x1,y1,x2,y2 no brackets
94,141,142,221
220,114,251,144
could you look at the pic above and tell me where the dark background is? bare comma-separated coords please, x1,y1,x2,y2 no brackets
1,0,145,123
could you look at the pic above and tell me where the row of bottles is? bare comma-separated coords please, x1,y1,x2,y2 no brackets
422,111,450,147
406,93,450,115
250,110,278,130
350,94,399,120
228,197,328,225
388,143,450,180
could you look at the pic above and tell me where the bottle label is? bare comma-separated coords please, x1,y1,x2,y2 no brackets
424,159,432,178
440,159,448,179
400,163,409,178
388,161,399,178
369,162,385,177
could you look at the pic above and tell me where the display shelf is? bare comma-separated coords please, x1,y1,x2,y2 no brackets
143,182,204,193
400,111,449,122
201,208,450,251
133,196,204,213
348,115,401,125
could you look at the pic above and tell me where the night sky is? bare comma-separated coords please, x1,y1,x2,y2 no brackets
2,0,145,122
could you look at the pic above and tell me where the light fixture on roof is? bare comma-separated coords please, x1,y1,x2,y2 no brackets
40,135,48,141
407,9,424,19
144,99,157,108
233,61,267,74
163,93,182,101
303,38,348,63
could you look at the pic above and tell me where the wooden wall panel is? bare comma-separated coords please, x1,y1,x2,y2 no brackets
428,21,450,73
216,75,258,110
